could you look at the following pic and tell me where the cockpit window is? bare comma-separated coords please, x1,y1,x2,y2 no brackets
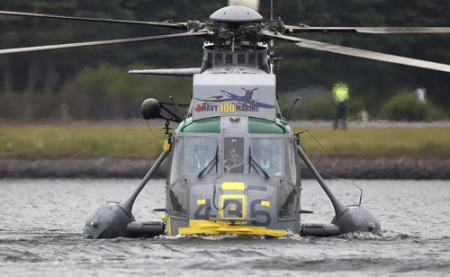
238,54,246,64
248,54,256,65
207,52,213,64
257,53,263,66
169,136,218,182
223,137,244,174
250,138,283,176
185,137,218,175
215,53,223,65
225,54,233,64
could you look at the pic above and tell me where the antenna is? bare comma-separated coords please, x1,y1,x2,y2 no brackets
169,95,184,119
271,0,273,20
285,97,301,120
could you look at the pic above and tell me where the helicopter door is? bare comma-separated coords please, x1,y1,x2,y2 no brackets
223,137,244,174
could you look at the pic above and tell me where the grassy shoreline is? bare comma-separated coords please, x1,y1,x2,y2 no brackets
295,126,450,157
1,122,449,159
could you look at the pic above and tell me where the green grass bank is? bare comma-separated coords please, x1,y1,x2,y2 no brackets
1,121,449,179
1,122,449,159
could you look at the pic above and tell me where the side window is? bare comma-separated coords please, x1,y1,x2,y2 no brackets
169,179,188,218
285,138,299,184
223,137,244,174
169,137,184,183
279,180,297,219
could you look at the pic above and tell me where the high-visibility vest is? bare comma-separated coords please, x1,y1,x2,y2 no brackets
333,83,350,103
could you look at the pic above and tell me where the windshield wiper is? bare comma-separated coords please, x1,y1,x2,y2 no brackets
249,147,269,179
198,145,219,179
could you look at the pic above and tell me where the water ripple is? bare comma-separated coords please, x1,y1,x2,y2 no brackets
0,179,449,276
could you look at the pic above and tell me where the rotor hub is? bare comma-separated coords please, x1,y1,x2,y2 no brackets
210,5,263,22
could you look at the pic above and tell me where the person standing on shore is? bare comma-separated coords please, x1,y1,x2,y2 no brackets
332,82,350,130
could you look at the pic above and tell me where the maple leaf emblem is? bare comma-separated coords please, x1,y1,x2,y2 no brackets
195,104,203,112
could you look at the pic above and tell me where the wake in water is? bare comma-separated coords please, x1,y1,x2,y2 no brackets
140,229,385,242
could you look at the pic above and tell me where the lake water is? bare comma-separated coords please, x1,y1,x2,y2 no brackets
1,178,449,276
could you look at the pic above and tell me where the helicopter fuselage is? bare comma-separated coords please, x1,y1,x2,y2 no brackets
157,24,306,235
166,112,302,236
80,4,385,239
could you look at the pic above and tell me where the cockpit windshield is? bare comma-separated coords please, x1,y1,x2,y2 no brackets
169,136,218,182
185,137,218,174
169,135,298,184
249,138,283,176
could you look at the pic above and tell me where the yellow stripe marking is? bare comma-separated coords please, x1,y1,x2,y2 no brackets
197,199,206,205
166,216,171,236
221,182,245,190
221,195,246,219
178,220,286,237
163,139,171,151
261,200,270,207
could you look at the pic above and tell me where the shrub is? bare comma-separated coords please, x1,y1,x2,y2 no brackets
377,92,448,121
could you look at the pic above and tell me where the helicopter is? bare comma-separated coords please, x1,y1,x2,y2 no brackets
1,1,449,239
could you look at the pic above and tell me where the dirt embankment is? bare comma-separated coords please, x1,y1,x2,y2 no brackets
1,156,449,179
301,156,450,179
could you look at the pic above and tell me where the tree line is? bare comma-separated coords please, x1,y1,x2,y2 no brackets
0,0,449,120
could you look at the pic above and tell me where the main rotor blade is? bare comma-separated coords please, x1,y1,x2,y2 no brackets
0,31,209,55
284,26,450,34
129,68,201,77
262,30,450,73
0,10,187,30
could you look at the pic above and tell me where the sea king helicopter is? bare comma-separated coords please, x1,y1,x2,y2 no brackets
1,1,449,239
